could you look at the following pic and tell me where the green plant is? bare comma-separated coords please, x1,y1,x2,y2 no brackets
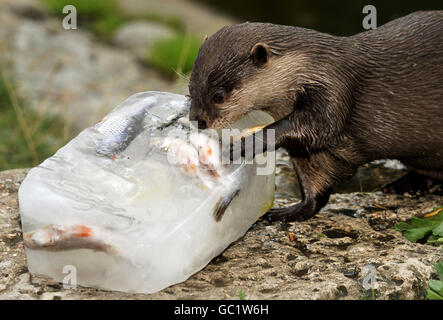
395,210,443,300
358,287,377,300
0,70,68,170
427,260,443,300
147,33,202,78
237,290,246,300
395,207,443,244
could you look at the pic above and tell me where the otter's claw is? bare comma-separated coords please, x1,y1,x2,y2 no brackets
264,201,320,222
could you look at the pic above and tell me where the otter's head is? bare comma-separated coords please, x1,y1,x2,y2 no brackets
189,23,314,129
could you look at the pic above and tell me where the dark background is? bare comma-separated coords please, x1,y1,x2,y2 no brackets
196,0,442,35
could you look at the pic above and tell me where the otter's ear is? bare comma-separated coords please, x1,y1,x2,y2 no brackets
250,43,271,65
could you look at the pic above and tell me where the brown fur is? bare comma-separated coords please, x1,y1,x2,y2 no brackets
189,11,443,221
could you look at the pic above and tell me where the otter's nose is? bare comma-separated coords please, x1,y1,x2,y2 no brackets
196,120,206,129
189,108,208,129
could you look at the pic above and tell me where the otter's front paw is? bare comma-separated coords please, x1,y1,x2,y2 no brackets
264,201,318,222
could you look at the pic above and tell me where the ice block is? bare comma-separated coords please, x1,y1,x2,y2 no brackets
18,91,275,293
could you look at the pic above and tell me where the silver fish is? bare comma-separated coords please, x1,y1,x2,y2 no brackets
96,109,147,158
95,110,187,158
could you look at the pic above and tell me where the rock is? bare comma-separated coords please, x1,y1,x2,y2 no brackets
371,159,406,170
113,21,175,59
1,167,441,299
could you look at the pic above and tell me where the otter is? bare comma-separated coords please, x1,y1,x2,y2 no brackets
188,11,443,222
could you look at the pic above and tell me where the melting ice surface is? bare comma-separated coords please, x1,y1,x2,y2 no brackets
18,91,275,293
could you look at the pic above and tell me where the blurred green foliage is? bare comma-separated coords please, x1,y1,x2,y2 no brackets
41,0,125,38
42,0,118,18
147,33,201,77
139,12,184,31
0,72,67,171
40,0,184,39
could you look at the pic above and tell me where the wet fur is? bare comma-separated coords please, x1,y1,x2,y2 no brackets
189,11,443,221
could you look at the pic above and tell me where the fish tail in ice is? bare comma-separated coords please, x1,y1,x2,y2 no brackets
212,188,240,221
211,163,249,221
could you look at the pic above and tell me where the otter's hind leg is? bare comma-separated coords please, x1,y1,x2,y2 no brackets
382,171,443,195
265,152,356,222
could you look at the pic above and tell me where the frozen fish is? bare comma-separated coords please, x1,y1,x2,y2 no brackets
96,108,147,158
24,224,120,255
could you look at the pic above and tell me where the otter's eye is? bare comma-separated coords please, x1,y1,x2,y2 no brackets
211,91,225,104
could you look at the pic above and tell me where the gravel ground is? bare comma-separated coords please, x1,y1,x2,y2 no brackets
0,168,441,300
